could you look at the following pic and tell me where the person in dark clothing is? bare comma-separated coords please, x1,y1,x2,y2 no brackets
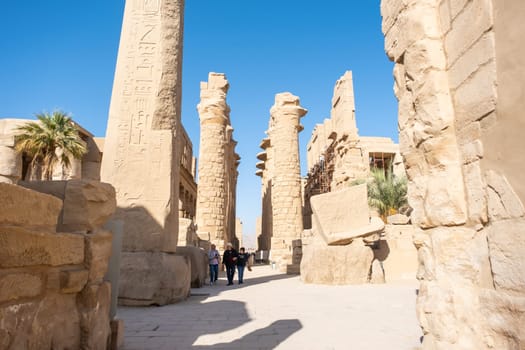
236,247,249,284
222,242,238,286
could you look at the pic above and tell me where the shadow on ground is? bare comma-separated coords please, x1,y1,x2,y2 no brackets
120,296,301,350
192,319,302,349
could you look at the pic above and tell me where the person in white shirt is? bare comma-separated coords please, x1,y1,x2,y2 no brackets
208,244,220,285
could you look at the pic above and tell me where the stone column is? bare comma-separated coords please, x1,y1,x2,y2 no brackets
256,138,272,251
267,92,307,271
100,0,189,306
195,73,230,249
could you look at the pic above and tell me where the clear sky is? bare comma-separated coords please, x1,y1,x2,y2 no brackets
0,1,398,247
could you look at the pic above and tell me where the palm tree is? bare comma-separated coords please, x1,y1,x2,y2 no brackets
15,111,87,180
367,167,408,221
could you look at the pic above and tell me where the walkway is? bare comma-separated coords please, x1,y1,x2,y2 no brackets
119,266,422,350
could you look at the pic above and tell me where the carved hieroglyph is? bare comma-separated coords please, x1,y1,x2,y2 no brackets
267,93,307,271
100,0,186,305
382,0,525,348
195,73,239,249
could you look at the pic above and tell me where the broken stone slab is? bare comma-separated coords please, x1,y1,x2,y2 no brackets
0,226,84,268
325,217,385,246
118,252,190,306
0,183,62,231
310,184,384,245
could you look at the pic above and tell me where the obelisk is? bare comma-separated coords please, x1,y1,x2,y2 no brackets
101,0,189,305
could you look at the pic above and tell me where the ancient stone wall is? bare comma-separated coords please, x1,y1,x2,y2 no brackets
100,0,189,306
178,125,197,220
381,0,525,348
266,93,307,271
195,73,239,249
0,182,115,350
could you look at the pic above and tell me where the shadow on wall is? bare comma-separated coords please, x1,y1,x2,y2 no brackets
119,298,301,349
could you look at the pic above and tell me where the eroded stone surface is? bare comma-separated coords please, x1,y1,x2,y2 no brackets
0,226,84,268
0,183,62,230
118,252,190,306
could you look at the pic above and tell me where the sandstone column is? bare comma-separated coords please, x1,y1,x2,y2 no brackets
100,0,189,305
381,0,525,348
195,73,230,248
256,137,272,251
267,92,307,271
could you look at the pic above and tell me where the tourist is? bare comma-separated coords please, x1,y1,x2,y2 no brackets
222,243,238,286
208,244,220,285
236,247,249,284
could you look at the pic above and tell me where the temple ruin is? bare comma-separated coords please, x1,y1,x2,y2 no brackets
100,0,190,306
256,93,307,272
0,119,103,183
382,0,525,348
195,72,240,249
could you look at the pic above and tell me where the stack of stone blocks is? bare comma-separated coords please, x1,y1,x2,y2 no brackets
0,180,117,349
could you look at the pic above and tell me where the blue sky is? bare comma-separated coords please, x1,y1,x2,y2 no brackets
0,1,398,245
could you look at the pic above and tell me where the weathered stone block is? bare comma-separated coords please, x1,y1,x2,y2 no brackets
0,226,84,268
487,218,525,296
485,170,524,220
59,267,89,294
84,230,113,283
175,246,208,288
118,252,190,306
430,226,493,287
0,293,81,350
480,289,525,348
0,272,43,303
0,183,62,230
77,282,111,349
300,236,373,285
444,0,493,65
62,180,116,232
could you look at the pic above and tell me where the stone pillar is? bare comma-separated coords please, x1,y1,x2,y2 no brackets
267,92,307,271
256,138,272,251
195,73,230,249
382,0,525,348
100,0,189,305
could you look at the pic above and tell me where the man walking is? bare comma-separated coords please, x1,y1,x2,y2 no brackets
222,243,238,286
